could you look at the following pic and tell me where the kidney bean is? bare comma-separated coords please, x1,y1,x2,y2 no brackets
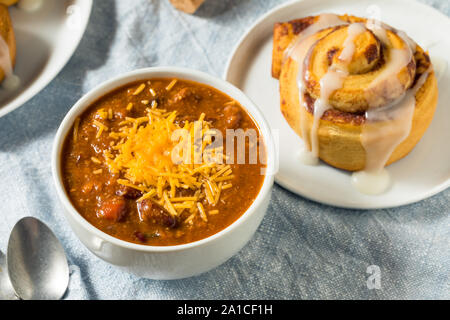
134,231,147,243
133,231,160,243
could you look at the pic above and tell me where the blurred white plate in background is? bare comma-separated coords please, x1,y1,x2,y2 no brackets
0,0,92,118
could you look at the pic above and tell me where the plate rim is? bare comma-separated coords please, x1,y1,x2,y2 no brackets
0,0,93,118
224,0,450,209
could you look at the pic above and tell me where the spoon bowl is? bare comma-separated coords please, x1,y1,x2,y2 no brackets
7,217,69,300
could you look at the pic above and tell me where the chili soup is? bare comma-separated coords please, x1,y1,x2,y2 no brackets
61,78,266,246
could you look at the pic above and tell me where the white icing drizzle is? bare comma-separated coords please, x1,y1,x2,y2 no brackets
351,168,391,195
366,19,389,45
310,23,366,158
351,26,421,195
362,50,414,173
291,18,365,161
297,148,319,166
339,23,366,63
309,68,346,158
0,34,20,91
2,73,20,90
294,35,325,163
17,0,43,12
364,48,413,108
396,30,417,52
288,14,349,162
352,68,430,195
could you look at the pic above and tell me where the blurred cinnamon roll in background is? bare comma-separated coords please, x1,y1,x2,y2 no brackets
0,4,16,87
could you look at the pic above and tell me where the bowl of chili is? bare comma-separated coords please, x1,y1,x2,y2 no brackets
52,67,275,279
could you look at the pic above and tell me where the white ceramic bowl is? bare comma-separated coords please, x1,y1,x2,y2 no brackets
52,67,275,280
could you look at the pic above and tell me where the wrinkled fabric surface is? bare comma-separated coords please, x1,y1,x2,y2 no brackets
0,0,449,300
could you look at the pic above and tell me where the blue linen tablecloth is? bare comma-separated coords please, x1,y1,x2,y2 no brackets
0,0,448,300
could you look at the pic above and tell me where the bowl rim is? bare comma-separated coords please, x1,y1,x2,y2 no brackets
51,66,276,253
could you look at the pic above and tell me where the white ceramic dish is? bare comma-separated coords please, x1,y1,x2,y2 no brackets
0,0,92,118
225,0,450,209
52,67,275,280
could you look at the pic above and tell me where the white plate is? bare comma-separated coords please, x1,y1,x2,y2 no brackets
0,0,92,118
225,0,450,209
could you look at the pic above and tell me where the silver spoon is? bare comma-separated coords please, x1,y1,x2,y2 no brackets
7,217,69,300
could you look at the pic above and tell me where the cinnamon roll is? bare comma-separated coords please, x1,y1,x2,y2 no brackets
272,14,438,194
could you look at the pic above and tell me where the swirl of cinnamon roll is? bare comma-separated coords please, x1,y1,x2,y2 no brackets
304,23,416,112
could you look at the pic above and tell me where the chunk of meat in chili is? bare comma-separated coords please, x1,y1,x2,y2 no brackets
223,105,242,129
137,199,178,228
169,87,202,104
96,197,127,221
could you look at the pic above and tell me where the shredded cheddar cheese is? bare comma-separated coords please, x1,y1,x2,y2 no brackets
100,104,233,222
133,84,146,96
73,118,80,142
93,120,108,138
166,79,178,91
91,156,102,164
